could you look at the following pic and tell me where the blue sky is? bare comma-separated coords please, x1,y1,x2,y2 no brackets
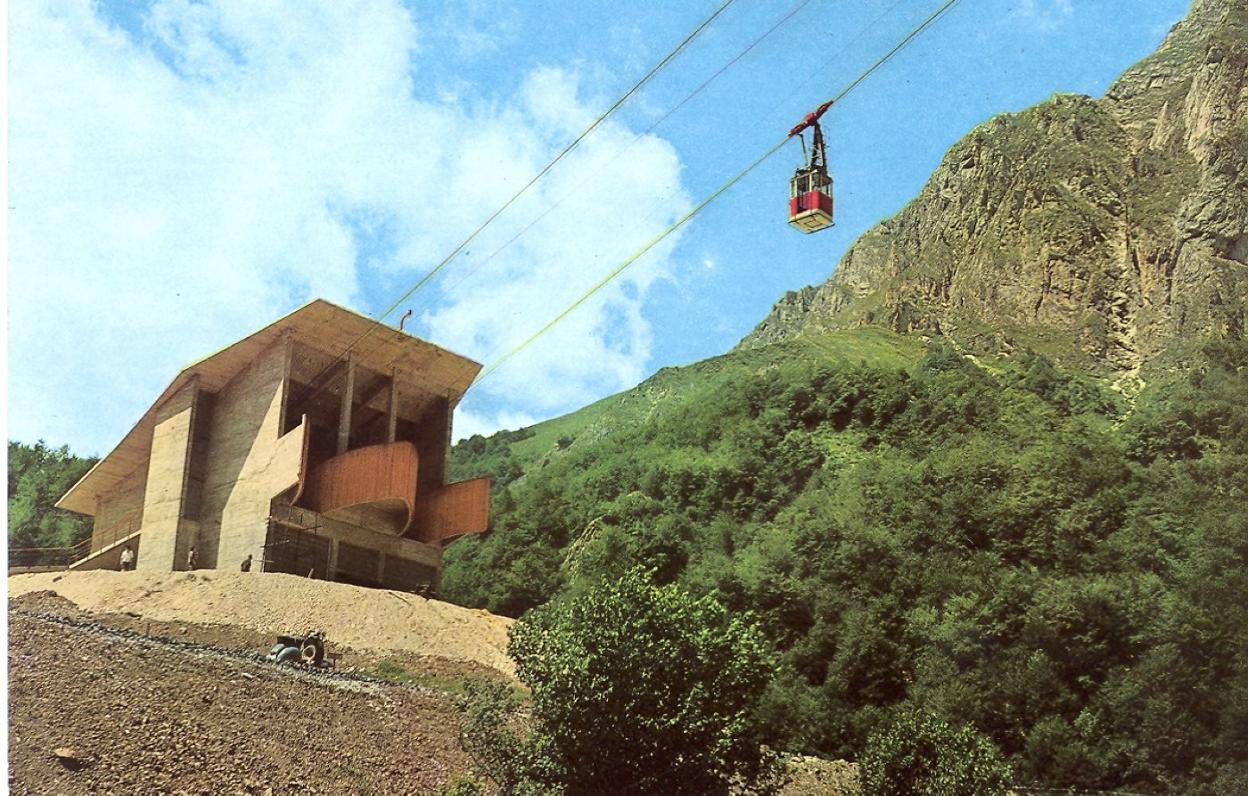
8,0,1191,455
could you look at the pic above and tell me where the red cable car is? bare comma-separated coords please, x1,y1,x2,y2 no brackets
788,101,834,234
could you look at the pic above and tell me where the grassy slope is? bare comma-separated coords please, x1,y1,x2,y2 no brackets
497,328,925,474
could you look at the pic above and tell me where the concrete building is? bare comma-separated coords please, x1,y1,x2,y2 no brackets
57,299,490,590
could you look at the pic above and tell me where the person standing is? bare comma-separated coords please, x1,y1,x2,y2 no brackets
119,545,135,571
240,554,253,573
187,546,199,570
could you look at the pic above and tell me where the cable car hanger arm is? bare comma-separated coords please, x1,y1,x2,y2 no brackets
788,99,834,137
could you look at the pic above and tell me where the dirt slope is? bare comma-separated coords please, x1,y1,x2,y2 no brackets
7,575,857,794
8,600,474,795
9,571,514,676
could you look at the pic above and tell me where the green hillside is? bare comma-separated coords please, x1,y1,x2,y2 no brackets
452,328,925,483
444,332,1248,792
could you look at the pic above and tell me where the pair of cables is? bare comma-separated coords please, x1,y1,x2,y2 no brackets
295,0,747,405
299,0,961,405
475,0,962,383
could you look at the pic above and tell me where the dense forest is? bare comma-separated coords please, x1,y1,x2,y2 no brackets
444,332,1248,793
7,441,97,562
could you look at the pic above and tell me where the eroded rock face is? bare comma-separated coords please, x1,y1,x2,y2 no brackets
743,0,1247,374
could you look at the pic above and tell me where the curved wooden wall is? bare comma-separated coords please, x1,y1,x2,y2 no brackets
300,441,418,535
410,477,491,544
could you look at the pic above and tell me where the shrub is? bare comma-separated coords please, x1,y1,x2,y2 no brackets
458,679,560,795
859,707,1011,795
439,774,486,796
466,567,782,794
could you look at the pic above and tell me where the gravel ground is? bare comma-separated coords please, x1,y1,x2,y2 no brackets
9,571,514,675
8,599,478,795
780,755,860,795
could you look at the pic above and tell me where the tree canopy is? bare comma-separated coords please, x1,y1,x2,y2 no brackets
7,440,96,562
445,334,1248,793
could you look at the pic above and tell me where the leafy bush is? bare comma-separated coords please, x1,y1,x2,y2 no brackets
859,707,1011,795
462,568,783,794
458,678,560,795
439,774,486,796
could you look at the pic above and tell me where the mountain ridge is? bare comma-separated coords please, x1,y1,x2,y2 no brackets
740,0,1247,376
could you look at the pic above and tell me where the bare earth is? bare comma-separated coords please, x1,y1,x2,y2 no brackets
7,572,856,794
8,592,476,795
9,570,515,675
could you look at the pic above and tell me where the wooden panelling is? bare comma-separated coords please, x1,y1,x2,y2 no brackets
410,477,491,544
300,441,418,535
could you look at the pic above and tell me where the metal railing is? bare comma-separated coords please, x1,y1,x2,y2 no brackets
8,544,85,569
10,509,144,570
88,509,143,556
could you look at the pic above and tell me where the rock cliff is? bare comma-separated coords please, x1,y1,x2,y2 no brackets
742,0,1248,374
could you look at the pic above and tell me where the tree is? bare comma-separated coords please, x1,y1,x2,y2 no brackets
7,441,97,560
479,568,782,795
859,706,1012,796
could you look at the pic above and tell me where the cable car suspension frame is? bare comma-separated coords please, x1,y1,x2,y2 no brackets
787,99,835,233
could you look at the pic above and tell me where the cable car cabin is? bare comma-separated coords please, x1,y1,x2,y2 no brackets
788,168,833,233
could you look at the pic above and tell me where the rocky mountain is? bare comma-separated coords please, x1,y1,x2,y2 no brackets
742,0,1247,376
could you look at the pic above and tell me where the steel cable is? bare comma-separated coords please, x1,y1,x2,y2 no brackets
474,0,962,384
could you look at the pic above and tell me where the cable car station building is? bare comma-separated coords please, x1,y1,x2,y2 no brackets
56,299,490,590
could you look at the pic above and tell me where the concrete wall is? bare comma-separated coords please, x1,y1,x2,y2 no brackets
92,466,146,554
198,339,304,571
93,332,462,582
136,381,199,572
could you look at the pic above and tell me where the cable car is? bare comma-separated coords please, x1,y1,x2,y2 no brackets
788,101,834,233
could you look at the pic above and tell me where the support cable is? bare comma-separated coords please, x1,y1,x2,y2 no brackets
374,0,740,324
422,0,822,313
474,0,961,385
289,0,740,404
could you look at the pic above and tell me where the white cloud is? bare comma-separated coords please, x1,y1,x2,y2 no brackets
420,69,690,419
8,0,691,453
1009,0,1073,33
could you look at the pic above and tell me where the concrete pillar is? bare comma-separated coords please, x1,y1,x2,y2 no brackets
386,375,398,444
337,356,355,455
137,380,199,572
327,538,340,581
